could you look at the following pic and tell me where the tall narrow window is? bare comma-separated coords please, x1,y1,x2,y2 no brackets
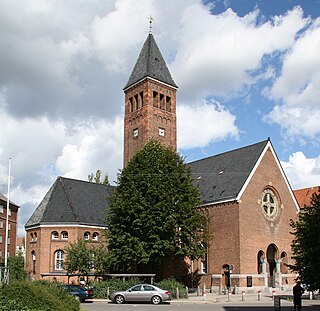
129,97,133,113
153,91,158,107
134,94,139,110
166,96,171,112
32,251,36,274
55,250,64,270
140,92,144,107
257,250,264,274
160,93,165,109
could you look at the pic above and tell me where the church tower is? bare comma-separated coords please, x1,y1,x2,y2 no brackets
123,33,178,165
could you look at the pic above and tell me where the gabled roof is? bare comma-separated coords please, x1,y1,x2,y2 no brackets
189,140,269,205
25,177,115,229
293,186,320,208
123,33,177,90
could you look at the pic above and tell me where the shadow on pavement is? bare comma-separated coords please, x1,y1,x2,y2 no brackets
223,307,320,310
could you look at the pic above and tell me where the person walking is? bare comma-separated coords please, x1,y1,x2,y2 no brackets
293,281,305,311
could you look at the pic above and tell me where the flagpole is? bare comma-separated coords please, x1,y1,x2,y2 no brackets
4,158,11,270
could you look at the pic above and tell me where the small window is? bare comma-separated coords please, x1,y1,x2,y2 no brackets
133,128,139,138
159,128,165,137
0,236,2,243
8,208,11,217
34,232,37,241
8,224,11,231
51,231,59,240
84,232,90,240
92,232,99,241
7,237,10,245
61,231,68,240
0,205,3,213
0,221,3,229
54,250,64,270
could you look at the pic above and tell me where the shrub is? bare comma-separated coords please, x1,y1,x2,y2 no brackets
0,280,80,311
156,278,185,298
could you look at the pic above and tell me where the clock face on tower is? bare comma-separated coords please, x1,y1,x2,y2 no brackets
123,33,177,166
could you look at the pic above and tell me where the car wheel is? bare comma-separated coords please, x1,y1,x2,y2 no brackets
115,295,125,304
151,295,162,305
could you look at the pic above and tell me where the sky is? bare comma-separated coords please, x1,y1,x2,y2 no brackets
0,0,320,236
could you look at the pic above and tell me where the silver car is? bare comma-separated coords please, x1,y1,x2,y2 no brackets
109,284,171,304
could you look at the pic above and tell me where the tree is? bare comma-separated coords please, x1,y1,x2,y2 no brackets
289,188,320,291
64,239,92,276
7,251,27,281
88,170,110,185
64,239,110,279
106,140,207,277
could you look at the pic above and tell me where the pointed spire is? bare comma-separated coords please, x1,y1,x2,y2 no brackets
124,33,178,90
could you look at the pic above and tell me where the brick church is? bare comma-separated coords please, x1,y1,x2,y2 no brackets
25,32,300,291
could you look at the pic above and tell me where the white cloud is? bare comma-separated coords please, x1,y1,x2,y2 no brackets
172,5,307,101
265,17,320,139
282,152,320,190
56,118,123,184
177,100,239,149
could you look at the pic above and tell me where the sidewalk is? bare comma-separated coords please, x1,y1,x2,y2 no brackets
170,292,320,305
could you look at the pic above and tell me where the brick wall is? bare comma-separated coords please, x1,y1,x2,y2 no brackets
123,78,177,165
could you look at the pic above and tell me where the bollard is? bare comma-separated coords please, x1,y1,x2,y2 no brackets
176,287,179,299
272,290,276,299
203,291,206,301
227,290,231,302
241,291,245,301
309,291,313,300
185,286,189,298
258,290,262,301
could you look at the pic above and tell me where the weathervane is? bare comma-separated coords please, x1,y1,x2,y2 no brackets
149,15,154,33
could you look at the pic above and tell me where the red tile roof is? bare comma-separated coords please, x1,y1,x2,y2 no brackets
293,186,320,209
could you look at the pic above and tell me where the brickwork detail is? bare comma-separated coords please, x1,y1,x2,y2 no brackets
123,79,177,165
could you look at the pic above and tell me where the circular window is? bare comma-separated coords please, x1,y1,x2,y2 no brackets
261,189,279,220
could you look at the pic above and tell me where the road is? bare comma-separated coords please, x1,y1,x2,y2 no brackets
80,300,320,311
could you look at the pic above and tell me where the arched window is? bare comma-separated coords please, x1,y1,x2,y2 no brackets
54,250,64,270
280,251,288,274
51,231,58,240
31,251,36,274
61,231,68,240
30,233,34,242
92,232,99,241
257,250,264,274
84,232,90,240
34,232,37,241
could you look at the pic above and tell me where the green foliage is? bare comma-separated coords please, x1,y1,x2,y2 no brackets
289,188,320,291
88,170,110,185
156,277,185,298
106,140,207,274
64,239,110,276
93,277,141,298
64,239,92,275
0,280,80,311
8,252,27,281
91,242,110,275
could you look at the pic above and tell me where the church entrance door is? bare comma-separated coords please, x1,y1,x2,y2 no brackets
266,244,278,288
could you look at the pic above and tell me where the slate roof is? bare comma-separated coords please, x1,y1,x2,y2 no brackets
25,177,116,229
189,140,269,205
123,33,177,90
